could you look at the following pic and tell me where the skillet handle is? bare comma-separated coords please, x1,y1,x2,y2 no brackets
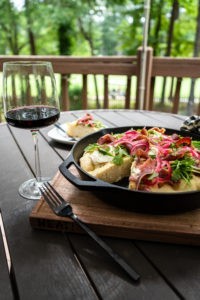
59,153,111,190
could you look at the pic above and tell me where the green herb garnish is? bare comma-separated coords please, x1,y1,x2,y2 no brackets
192,140,200,150
84,143,99,152
98,147,113,156
171,157,196,184
84,143,129,165
112,146,129,165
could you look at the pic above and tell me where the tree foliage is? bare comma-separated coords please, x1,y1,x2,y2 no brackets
0,0,199,57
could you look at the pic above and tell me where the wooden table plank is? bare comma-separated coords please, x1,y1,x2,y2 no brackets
0,211,13,300
68,235,180,300
0,110,199,299
0,122,178,299
0,124,98,299
136,241,200,299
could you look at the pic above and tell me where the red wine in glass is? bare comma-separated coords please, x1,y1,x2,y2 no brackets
5,105,60,129
3,61,60,200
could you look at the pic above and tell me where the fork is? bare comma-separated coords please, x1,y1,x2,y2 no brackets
40,182,140,282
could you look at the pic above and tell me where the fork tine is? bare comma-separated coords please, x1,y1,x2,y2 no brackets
40,182,66,208
46,182,64,204
39,186,57,209
39,184,59,209
43,182,62,206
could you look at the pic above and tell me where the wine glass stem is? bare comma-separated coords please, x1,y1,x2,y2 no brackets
31,130,42,183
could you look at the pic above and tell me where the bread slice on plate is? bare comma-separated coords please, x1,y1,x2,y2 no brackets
67,113,105,139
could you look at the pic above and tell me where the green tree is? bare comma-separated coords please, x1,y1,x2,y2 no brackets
188,0,200,115
0,0,21,54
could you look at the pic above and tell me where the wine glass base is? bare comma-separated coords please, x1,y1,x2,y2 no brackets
19,178,50,200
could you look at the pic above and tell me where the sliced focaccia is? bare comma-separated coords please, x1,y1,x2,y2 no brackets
80,151,132,183
67,113,105,138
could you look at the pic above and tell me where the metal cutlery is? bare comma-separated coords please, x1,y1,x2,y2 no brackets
40,182,140,282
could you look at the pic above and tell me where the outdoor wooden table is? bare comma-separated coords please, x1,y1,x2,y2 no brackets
0,109,200,300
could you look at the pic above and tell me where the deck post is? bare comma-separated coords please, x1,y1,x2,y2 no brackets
135,47,153,110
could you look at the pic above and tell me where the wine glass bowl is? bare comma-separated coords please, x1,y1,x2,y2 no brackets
3,61,60,129
3,61,60,200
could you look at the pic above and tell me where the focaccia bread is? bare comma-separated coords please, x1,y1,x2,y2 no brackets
80,127,200,193
80,152,133,183
67,113,105,138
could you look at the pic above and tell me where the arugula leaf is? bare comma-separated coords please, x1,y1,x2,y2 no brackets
98,147,113,156
84,143,99,152
92,120,105,128
85,143,129,166
171,157,195,184
112,146,129,165
192,140,200,150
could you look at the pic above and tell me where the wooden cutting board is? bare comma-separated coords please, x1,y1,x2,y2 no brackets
29,169,200,246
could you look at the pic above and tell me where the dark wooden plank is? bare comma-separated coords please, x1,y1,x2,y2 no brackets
152,57,200,78
0,211,13,300
0,121,180,299
0,124,98,299
136,241,200,299
69,235,179,300
8,125,62,180
1,121,178,299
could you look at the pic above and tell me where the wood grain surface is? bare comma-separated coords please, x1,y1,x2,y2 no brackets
30,171,200,246
2,110,200,300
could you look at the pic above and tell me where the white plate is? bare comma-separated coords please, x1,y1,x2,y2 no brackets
48,123,78,145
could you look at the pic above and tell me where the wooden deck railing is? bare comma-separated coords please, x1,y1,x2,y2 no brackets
0,48,200,121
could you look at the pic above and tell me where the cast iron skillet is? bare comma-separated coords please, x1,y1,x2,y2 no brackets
59,126,200,214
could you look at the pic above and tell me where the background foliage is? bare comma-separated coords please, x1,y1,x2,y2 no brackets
0,0,199,57
0,0,199,116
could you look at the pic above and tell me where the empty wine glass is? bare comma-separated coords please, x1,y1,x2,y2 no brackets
3,61,60,200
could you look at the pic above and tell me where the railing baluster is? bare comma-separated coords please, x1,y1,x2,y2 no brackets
149,77,155,111
103,75,109,109
61,74,70,111
82,74,87,109
125,76,131,109
172,77,182,114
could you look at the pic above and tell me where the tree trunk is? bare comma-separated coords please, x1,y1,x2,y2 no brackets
58,22,73,55
78,17,101,109
161,0,179,105
152,0,164,56
25,0,36,55
7,0,19,54
187,0,200,115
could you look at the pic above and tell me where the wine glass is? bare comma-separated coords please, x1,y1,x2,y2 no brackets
2,61,60,200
